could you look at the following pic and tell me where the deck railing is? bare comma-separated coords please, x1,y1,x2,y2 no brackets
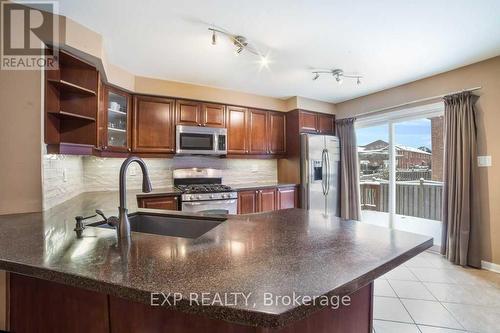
360,180,443,221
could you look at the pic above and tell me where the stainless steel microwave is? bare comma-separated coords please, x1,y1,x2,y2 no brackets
175,125,227,155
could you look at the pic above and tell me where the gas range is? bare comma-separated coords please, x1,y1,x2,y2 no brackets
173,168,238,214
175,184,237,202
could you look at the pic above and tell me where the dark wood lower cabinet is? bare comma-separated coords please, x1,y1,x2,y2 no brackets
257,188,277,212
237,186,298,214
10,273,373,333
10,274,110,333
238,190,258,214
277,187,298,210
137,195,179,210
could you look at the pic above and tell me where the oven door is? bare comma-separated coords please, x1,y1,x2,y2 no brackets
182,199,237,215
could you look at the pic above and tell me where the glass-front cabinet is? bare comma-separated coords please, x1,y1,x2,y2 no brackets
102,85,131,152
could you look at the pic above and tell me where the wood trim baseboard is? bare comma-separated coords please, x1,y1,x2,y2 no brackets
481,260,500,273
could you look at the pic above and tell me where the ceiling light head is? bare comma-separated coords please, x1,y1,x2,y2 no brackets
357,77,361,85
313,72,320,80
233,35,248,54
336,74,343,84
211,30,217,45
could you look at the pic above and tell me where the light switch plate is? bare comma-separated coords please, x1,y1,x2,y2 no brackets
478,155,492,167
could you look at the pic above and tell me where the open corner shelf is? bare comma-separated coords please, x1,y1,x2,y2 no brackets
48,110,96,122
46,142,95,155
44,47,99,155
47,79,97,96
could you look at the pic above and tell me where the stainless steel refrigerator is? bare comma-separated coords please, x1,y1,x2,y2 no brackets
300,134,340,216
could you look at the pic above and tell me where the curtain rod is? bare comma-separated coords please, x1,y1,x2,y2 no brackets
356,86,482,118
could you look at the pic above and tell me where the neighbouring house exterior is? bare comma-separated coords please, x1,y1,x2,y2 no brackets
358,140,432,170
430,116,444,181
358,117,444,181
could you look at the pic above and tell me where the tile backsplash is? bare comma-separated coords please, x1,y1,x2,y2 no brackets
43,155,85,210
43,155,277,210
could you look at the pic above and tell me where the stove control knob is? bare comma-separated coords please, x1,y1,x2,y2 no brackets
185,195,191,201
210,194,214,199
196,195,201,200
223,194,228,198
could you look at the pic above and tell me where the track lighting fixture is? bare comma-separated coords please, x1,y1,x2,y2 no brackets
311,69,363,85
208,27,269,65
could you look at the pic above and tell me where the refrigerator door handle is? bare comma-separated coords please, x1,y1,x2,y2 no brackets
321,149,327,195
325,149,331,195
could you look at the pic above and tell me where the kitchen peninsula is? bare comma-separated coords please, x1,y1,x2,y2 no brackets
0,191,432,332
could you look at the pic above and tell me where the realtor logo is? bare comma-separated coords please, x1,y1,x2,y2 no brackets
1,0,58,70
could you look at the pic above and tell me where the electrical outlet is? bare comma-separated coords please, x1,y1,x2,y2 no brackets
477,155,492,167
63,168,68,182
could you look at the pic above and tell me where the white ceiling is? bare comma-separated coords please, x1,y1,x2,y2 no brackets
56,0,500,103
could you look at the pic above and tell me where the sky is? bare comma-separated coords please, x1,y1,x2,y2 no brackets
356,119,432,149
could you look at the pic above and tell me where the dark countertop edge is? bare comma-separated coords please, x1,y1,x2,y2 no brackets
230,183,298,191
135,184,299,198
0,238,433,328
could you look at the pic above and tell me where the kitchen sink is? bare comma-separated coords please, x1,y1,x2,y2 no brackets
89,212,225,239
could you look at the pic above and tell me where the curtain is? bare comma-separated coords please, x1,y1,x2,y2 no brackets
441,91,481,268
336,118,361,220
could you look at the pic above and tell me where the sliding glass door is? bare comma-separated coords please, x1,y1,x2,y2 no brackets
357,124,391,227
356,103,444,249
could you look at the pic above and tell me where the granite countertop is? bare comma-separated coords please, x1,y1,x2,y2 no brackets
0,191,432,328
136,183,299,198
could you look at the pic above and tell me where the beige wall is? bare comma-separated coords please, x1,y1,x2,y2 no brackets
336,56,500,265
295,96,337,114
0,69,43,215
135,76,289,111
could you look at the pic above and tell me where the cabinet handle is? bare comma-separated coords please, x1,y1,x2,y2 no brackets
197,123,202,126
127,148,131,152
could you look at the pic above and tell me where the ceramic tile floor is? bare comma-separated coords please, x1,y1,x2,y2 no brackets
372,251,500,333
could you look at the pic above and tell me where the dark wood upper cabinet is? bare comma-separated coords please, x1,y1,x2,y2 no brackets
268,112,286,154
317,113,336,135
257,188,277,212
176,100,225,128
297,110,335,135
132,96,175,153
175,100,200,126
226,106,248,154
99,85,132,153
237,190,257,214
299,110,319,133
248,109,268,154
202,103,226,127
